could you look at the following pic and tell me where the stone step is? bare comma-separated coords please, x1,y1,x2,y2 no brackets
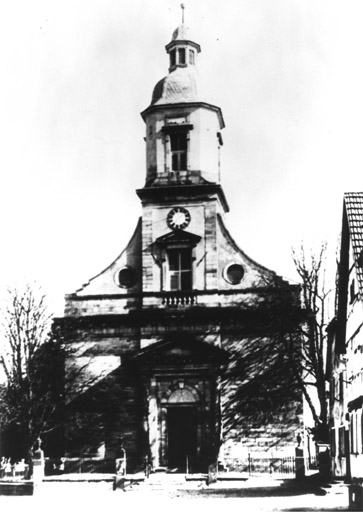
122,473,205,493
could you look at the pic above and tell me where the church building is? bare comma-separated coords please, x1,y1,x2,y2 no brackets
56,14,303,473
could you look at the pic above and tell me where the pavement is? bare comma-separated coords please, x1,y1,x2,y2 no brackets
0,471,352,511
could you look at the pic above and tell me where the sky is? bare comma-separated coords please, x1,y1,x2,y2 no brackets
1,0,363,316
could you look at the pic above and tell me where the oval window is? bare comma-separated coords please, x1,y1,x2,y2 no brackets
118,267,137,288
225,264,244,285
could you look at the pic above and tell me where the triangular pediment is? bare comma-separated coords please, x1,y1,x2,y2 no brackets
156,229,201,246
134,338,228,366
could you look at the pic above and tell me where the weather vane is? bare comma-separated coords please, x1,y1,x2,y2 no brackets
181,3,185,24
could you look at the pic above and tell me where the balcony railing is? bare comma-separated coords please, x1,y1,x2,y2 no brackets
154,170,202,186
141,288,277,309
161,291,197,307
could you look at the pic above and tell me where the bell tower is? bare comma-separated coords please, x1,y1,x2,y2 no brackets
137,10,229,296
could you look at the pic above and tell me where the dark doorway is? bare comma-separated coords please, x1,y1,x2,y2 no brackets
167,406,197,471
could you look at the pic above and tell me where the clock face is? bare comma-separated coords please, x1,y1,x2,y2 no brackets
167,207,191,230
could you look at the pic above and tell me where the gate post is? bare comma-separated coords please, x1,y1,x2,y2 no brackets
32,437,45,493
295,434,305,480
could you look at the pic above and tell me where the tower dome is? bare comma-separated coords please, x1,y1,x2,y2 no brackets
151,67,199,105
172,23,188,41
148,13,201,107
171,22,196,43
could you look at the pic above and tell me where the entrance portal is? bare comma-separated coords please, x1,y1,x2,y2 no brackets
167,406,197,470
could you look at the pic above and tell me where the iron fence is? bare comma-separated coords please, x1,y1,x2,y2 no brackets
0,454,319,478
44,457,115,475
221,454,317,476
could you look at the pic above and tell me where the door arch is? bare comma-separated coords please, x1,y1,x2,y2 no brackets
168,388,197,404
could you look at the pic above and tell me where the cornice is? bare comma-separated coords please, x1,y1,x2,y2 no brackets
141,101,225,129
136,183,230,212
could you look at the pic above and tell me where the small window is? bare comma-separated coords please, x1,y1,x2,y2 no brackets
224,264,244,285
350,279,356,304
339,372,344,401
330,428,336,457
167,248,192,291
338,426,346,457
170,49,176,67
170,133,187,171
178,48,186,64
357,412,361,454
358,249,363,268
118,267,137,288
189,49,195,65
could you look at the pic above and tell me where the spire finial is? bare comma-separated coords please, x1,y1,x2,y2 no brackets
181,3,185,24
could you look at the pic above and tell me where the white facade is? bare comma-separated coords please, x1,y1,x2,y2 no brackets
330,192,363,480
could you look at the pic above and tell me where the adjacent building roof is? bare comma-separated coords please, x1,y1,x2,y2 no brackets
344,192,363,297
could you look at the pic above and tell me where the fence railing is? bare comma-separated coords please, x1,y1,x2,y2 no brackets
45,457,115,475
0,460,30,480
219,455,317,476
0,454,319,479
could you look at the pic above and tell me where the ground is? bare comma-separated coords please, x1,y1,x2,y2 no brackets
0,473,350,511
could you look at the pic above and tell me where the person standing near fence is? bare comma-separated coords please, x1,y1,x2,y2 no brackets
0,457,6,478
113,437,127,491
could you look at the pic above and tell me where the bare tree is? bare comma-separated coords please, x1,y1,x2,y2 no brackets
291,243,331,442
0,284,57,463
222,244,331,445
222,286,304,444
0,284,112,465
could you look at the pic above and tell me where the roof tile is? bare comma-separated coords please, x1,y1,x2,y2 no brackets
344,192,363,298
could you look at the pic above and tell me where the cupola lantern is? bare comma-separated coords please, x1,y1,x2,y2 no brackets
165,5,201,72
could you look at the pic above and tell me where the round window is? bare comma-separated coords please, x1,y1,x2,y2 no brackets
225,263,244,285
118,267,137,288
